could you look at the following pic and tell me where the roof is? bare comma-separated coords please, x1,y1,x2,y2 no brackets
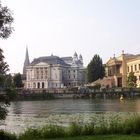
30,55,70,66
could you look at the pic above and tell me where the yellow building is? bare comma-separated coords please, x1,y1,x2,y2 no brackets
106,51,140,87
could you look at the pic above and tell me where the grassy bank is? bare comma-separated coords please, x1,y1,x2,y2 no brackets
2,114,140,140
18,114,140,140
29,135,140,140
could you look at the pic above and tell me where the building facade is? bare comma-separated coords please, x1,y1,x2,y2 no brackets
106,51,140,87
23,50,85,89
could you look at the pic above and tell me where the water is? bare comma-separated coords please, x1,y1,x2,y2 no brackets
1,98,140,134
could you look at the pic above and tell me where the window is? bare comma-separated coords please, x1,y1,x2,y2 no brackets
37,82,40,88
135,65,137,71
42,82,44,88
127,67,129,73
131,66,133,72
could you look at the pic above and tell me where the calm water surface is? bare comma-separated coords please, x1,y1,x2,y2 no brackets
1,98,140,133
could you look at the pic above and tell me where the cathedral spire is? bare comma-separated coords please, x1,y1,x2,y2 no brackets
23,47,30,75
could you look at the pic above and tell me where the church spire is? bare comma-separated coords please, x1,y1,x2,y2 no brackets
23,47,30,75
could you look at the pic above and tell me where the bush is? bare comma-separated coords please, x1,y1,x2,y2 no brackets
123,114,140,134
68,122,82,136
41,125,66,138
0,130,17,140
18,128,41,140
82,123,95,135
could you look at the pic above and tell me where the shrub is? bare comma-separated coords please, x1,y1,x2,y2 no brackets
82,123,95,135
0,130,17,140
68,122,82,136
18,128,41,140
41,125,66,138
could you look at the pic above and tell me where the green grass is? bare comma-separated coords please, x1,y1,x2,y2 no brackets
2,114,140,140
29,135,140,140
18,114,140,140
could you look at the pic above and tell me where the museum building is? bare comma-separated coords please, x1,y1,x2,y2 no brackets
23,48,85,89
106,51,140,87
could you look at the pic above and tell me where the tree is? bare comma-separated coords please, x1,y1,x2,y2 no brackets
127,72,137,88
0,2,13,39
13,73,23,88
87,54,105,83
0,49,10,120
0,2,13,120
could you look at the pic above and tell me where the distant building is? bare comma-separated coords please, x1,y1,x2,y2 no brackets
23,48,85,89
106,51,140,87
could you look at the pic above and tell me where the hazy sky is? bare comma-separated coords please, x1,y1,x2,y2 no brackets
1,0,140,73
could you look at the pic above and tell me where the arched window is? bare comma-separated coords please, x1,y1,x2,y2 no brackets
42,82,44,88
37,82,40,88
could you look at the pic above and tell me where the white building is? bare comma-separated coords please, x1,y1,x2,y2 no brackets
23,49,85,89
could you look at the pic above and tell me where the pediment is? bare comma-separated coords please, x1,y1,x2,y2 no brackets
106,59,122,66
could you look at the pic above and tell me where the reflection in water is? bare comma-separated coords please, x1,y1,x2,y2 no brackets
0,98,140,134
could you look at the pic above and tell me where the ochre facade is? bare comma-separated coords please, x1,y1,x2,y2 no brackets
106,52,140,87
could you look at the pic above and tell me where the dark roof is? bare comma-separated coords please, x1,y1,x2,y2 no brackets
30,55,70,66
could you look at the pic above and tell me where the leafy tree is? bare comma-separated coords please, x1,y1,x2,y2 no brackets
0,2,13,120
87,54,105,83
0,49,10,120
127,72,137,88
13,73,23,88
0,2,13,39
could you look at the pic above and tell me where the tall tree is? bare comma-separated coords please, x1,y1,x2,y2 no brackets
127,72,137,88
0,48,10,120
0,2,13,120
13,73,23,88
87,54,105,83
0,2,13,39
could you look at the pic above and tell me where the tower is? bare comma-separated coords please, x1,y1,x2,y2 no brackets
79,54,83,64
73,52,78,63
23,47,30,75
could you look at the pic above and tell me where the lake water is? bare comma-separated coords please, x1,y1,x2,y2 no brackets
1,98,140,134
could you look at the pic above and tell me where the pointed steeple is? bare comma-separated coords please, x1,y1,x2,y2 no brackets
23,47,30,75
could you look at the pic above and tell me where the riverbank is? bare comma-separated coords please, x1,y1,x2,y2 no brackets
15,87,140,100
21,135,140,140
2,113,140,140
2,133,140,140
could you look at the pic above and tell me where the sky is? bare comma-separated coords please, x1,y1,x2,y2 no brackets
1,0,140,73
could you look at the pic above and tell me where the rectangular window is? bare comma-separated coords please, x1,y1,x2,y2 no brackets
127,67,129,73
131,66,133,72
135,65,137,71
